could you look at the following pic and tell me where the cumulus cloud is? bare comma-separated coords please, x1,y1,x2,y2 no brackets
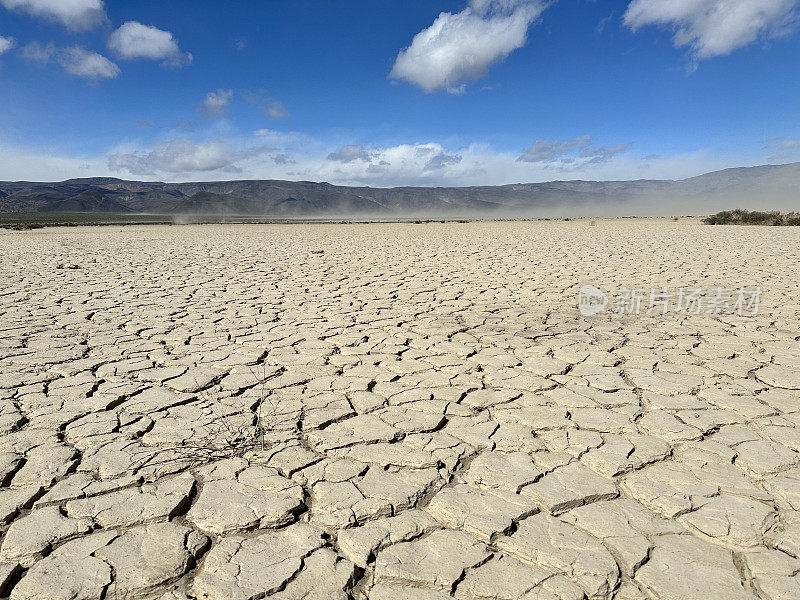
314,139,630,185
202,89,233,118
58,46,119,80
0,133,727,186
390,0,547,93
21,41,118,79
327,145,375,163
318,143,469,185
518,135,592,162
316,141,689,186
0,134,725,187
0,137,728,187
107,138,273,176
425,151,463,170
624,0,800,60
108,21,192,67
409,145,463,170
0,35,15,56
1,0,107,31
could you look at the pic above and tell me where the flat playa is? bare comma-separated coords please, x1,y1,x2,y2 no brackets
0,219,798,600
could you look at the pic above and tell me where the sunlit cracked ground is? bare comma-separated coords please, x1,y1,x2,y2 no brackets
0,219,799,600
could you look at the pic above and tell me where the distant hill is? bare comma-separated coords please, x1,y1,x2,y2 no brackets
170,191,261,214
40,189,133,213
1,162,798,217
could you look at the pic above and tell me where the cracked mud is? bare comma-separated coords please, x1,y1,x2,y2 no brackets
0,220,798,599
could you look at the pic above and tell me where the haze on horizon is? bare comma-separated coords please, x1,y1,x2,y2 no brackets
1,0,799,195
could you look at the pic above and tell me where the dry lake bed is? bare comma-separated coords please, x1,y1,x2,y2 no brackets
0,219,799,600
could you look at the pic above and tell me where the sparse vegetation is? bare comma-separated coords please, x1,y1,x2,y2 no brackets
1,222,46,230
703,209,800,226
130,364,279,472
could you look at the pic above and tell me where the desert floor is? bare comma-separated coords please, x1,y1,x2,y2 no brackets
0,219,798,600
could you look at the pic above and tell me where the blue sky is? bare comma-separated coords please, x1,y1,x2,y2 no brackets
0,0,799,185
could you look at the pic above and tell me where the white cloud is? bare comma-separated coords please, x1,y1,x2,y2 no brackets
107,138,274,176
624,0,800,60
108,21,192,67
325,144,461,172
518,135,592,162
307,142,725,188
0,35,15,55
57,46,119,80
0,0,107,31
0,136,735,187
20,40,55,63
105,139,467,184
20,41,118,80
390,0,547,93
318,143,471,185
425,150,462,170
202,89,233,118
327,145,375,163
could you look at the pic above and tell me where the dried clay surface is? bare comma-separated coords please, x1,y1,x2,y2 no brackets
0,219,798,600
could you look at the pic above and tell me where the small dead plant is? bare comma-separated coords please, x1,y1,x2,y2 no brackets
130,363,281,472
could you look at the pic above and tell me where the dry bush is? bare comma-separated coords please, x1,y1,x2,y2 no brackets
130,364,281,472
704,209,800,226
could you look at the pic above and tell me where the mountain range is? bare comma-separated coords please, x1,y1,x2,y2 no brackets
1,162,798,218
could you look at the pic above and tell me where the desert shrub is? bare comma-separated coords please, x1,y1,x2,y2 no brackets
784,215,800,226
3,223,46,230
703,209,800,226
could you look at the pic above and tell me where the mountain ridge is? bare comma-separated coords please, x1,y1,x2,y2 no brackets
1,161,798,217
